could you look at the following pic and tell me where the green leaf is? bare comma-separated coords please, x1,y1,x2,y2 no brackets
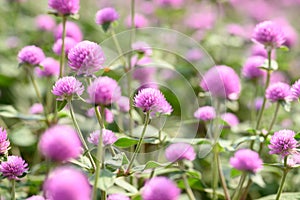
279,45,289,52
280,101,291,112
0,105,44,121
232,136,261,149
90,169,116,190
256,192,300,200
186,169,202,179
10,127,37,147
177,177,204,191
263,163,284,169
114,137,139,148
230,168,242,178
259,59,278,71
168,138,211,145
114,178,138,194
57,100,68,112
131,161,171,173
102,22,111,32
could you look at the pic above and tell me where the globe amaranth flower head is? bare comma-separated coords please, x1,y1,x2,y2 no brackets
52,76,84,101
44,166,91,200
87,76,121,105
35,15,56,31
230,149,263,173
221,113,239,127
35,57,60,77
29,103,44,114
18,45,45,66
194,106,216,121
252,20,286,50
53,37,77,56
26,196,45,200
200,65,241,100
48,0,80,15
95,7,119,25
68,40,105,75
269,129,298,157
132,41,152,56
39,125,82,162
117,96,130,112
165,143,196,163
0,127,10,155
54,21,83,42
88,129,117,146
242,56,266,80
142,176,180,200
134,88,173,115
291,79,300,100
0,156,28,180
107,194,130,200
126,13,149,28
265,82,291,102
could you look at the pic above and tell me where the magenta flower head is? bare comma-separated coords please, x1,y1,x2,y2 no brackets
291,79,300,100
95,7,119,25
230,149,263,173
44,166,91,200
142,176,180,200
186,48,203,62
221,113,239,127
68,40,105,75
52,76,84,101
165,143,196,162
39,125,82,162
48,0,80,15
254,97,270,111
29,103,44,114
0,127,10,155
53,37,77,56
35,57,60,77
132,41,152,56
107,194,130,200
117,96,130,112
54,21,83,42
242,56,266,80
200,65,241,100
265,82,291,102
0,156,28,180
88,129,117,146
126,13,149,28
194,106,216,121
35,15,56,31
134,88,173,115
26,196,45,200
105,108,114,124
269,129,298,157
252,21,286,50
18,45,45,66
87,76,121,105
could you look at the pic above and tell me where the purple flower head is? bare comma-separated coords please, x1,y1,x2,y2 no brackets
52,76,84,101
132,41,152,56
53,37,77,56
29,103,44,114
54,21,83,42
269,71,289,85
26,196,45,200
230,149,263,173
194,106,216,121
48,0,80,15
265,82,291,102
0,128,10,155
254,97,270,111
18,45,45,66
252,21,286,49
269,129,298,157
95,7,119,25
134,88,173,115
242,56,266,80
88,129,117,146
105,108,114,124
275,18,298,48
165,143,196,162
87,76,121,105
185,10,216,30
0,156,28,180
291,79,300,100
126,14,149,28
142,176,180,200
200,65,241,100
68,40,105,75
39,125,82,162
186,48,203,62
221,113,239,127
44,166,91,200
287,153,300,167
107,194,130,200
35,15,56,31
35,57,59,77
117,96,130,112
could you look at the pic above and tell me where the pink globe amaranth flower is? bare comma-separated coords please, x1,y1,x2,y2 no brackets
275,18,298,48
242,56,266,80
194,106,216,121
26,196,45,200
230,149,263,173
132,62,156,84
48,0,80,15
105,108,114,124
87,76,121,105
5,36,20,49
68,40,105,75
54,21,83,42
126,13,149,28
221,113,239,127
88,129,117,146
254,97,271,111
52,76,84,101
43,166,91,200
265,82,291,102
165,143,196,162
186,48,203,62
29,103,44,114
252,21,286,49
0,127,10,155
132,41,152,56
287,153,300,167
291,79,300,100
117,96,130,112
35,15,56,31
226,24,252,39
0,156,28,180
39,125,82,162
134,88,173,115
269,71,289,85
142,176,180,200
95,7,119,25
155,0,184,8
35,57,59,77
18,45,45,66
52,37,77,56
107,194,130,200
200,65,241,100
269,129,298,157
185,11,216,30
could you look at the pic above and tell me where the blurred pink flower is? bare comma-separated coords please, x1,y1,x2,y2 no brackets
29,103,44,114
126,14,149,28
54,21,83,42
52,37,77,56
35,57,59,77
35,15,56,31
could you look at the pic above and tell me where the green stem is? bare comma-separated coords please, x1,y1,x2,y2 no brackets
232,172,247,200
217,153,231,200
268,102,280,132
240,179,252,200
212,146,218,200
180,162,196,200
59,16,67,78
275,157,289,200
11,179,16,200
111,29,128,67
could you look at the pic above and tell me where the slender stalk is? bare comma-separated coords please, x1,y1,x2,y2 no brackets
212,146,219,200
11,179,16,200
275,157,289,200
111,29,128,67
130,0,136,43
232,172,247,200
268,102,280,132
250,83,258,126
240,179,252,200
59,16,67,78
180,162,196,200
217,153,230,200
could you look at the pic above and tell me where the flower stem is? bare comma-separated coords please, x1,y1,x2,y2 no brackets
217,153,231,200
11,179,15,200
268,102,280,132
59,16,67,78
179,161,196,200
111,29,128,67
232,172,247,200
275,156,289,200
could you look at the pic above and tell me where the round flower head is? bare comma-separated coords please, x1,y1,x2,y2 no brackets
0,156,28,180
105,108,114,124
18,45,45,66
185,11,216,30
126,13,149,28
95,7,119,25
68,40,105,75
242,56,266,80
194,106,216,121
230,149,263,173
88,129,117,146
54,21,83,42
87,76,121,105
221,113,239,127
29,103,44,114
132,41,152,56
142,176,180,200
44,166,91,200
186,48,203,62
39,125,82,162
269,129,298,157
133,65,156,84
48,0,80,15
252,21,286,49
35,57,60,77
287,153,300,167
265,82,291,102
35,15,56,31
52,76,84,101
165,143,196,162
107,194,130,200
0,127,10,155
200,65,241,100
291,79,300,100
269,71,289,85
117,96,130,112
26,196,45,200
53,37,77,56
